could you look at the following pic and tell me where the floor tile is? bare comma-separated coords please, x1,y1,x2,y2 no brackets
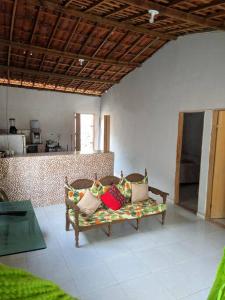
82,284,128,300
181,288,210,300
105,252,149,283
120,273,175,300
71,262,117,296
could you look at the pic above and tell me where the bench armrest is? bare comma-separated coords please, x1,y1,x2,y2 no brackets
148,186,169,204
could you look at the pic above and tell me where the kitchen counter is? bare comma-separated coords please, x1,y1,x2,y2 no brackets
2,150,108,158
0,151,114,207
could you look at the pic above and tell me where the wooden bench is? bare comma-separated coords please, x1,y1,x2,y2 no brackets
65,171,169,248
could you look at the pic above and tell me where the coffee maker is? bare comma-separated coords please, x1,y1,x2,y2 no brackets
30,120,41,144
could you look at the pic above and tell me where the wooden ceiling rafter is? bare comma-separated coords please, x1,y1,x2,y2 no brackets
103,4,130,17
189,0,225,14
84,0,107,13
91,27,116,57
39,12,63,72
131,37,159,62
0,39,140,68
7,0,18,81
24,6,42,70
0,82,100,96
104,31,131,58
0,65,118,85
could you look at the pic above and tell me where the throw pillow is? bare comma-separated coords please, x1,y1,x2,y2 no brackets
131,183,149,203
101,184,126,210
117,175,148,199
77,190,101,216
67,188,87,204
67,181,99,204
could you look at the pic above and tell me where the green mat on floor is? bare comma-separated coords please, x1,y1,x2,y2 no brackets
0,264,77,300
208,248,225,300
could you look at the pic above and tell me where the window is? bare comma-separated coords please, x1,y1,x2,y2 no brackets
75,113,94,152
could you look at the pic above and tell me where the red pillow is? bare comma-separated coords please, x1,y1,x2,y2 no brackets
101,184,126,210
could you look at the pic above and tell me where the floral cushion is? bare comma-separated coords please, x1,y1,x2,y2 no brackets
69,198,166,227
67,182,99,204
117,176,148,199
97,182,111,196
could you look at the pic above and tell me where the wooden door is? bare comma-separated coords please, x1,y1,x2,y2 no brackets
211,111,225,218
104,115,110,152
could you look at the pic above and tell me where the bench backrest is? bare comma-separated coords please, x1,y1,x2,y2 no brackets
98,176,120,186
65,177,94,190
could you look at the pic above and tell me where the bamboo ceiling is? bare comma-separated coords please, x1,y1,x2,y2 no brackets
0,0,225,96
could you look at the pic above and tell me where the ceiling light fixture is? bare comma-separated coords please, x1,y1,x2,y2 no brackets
79,58,84,66
148,9,159,24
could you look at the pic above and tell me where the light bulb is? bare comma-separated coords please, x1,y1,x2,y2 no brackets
148,9,159,24
79,58,84,66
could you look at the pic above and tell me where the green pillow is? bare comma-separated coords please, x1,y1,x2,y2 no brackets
208,248,225,300
0,263,77,300
117,176,148,199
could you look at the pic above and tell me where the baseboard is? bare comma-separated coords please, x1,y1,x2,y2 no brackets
197,212,206,219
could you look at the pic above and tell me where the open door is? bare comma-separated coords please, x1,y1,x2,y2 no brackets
210,111,225,219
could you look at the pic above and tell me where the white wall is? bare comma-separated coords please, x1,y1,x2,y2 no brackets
0,86,100,149
100,31,225,215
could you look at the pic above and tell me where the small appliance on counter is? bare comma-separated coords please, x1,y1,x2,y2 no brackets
0,134,26,155
46,140,61,152
30,120,41,144
46,133,62,152
9,118,17,134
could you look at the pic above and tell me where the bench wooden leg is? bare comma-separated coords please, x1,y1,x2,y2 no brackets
65,211,70,231
108,223,111,237
75,227,79,248
136,219,140,230
162,211,166,225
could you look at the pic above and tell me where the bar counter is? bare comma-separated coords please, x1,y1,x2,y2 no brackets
0,151,114,207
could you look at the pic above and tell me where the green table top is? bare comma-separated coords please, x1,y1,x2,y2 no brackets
0,200,46,256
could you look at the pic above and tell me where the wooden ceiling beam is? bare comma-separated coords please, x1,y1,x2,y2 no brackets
119,35,144,59
0,39,140,68
92,27,115,57
118,0,225,30
131,37,159,61
0,82,100,97
64,17,81,51
85,0,107,13
122,11,148,23
23,0,176,40
104,4,130,17
104,32,129,58
189,0,225,13
168,0,187,6
39,12,62,71
8,0,18,81
0,65,119,84
78,24,97,54
30,7,41,44
63,0,74,8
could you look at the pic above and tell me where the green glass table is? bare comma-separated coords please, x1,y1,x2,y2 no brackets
0,200,46,256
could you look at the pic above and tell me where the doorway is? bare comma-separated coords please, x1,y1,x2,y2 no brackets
74,113,95,152
175,112,204,213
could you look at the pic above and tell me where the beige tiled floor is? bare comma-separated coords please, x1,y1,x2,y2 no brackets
0,201,224,300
